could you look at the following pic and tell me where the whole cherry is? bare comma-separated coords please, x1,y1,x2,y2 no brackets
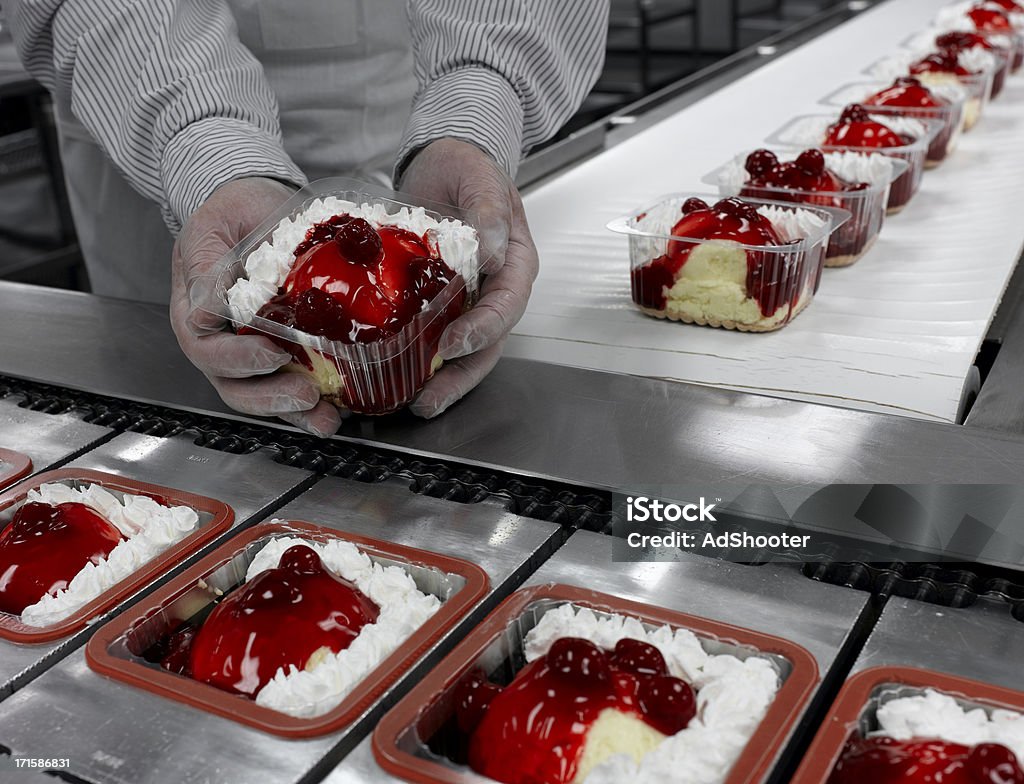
839,104,872,124
547,637,611,684
638,675,696,735
745,149,778,177
966,743,1024,784
454,669,504,733
796,149,826,176
293,287,352,341
611,639,668,677
279,544,324,575
334,217,384,265
682,197,710,214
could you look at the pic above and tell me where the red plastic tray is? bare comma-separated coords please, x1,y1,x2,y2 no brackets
373,583,820,784
87,520,491,738
792,665,1024,782
0,468,234,644
0,448,32,491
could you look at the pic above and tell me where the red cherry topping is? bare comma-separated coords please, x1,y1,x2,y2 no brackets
188,544,380,697
967,743,1024,784
548,637,611,684
796,148,827,175
968,6,1013,32
745,149,778,177
911,50,975,76
158,626,197,676
454,669,504,734
293,287,352,341
988,0,1023,11
611,638,668,676
0,501,124,615
638,675,697,736
938,31,1002,52
824,104,910,149
333,217,384,265
682,197,710,214
866,77,947,109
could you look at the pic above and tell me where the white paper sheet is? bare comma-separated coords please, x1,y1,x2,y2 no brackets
512,0,1024,423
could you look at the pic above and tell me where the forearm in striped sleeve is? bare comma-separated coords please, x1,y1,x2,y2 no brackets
398,0,609,180
7,0,306,233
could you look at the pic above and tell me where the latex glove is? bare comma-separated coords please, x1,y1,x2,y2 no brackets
169,177,343,438
399,138,538,418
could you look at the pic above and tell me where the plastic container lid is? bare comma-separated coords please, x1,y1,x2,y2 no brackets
0,468,234,644
191,177,487,416
0,448,32,492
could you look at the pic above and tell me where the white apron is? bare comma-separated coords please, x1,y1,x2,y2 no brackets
54,0,415,303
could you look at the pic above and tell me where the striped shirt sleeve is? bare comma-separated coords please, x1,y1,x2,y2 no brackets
7,0,307,233
399,0,610,179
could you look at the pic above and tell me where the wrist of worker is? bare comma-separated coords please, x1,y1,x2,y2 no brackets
161,117,307,233
394,68,525,186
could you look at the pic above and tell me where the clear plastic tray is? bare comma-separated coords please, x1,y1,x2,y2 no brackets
765,112,942,214
863,53,993,131
819,81,966,166
0,469,234,644
792,666,1024,782
702,148,908,268
606,193,848,331
86,520,490,737
0,448,32,492
191,178,485,416
901,29,1015,97
373,583,819,784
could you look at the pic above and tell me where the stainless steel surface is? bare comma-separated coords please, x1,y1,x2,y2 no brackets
0,395,112,475
851,597,1024,691
0,431,313,702
327,530,873,784
0,475,562,784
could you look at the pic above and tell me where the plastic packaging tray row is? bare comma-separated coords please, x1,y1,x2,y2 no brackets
86,520,490,738
792,666,1024,782
373,583,819,784
0,469,234,644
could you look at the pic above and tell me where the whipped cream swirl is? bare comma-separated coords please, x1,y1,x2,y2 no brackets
245,534,441,718
523,604,782,784
17,482,200,627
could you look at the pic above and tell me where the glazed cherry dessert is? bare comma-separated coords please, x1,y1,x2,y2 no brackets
631,196,818,329
829,736,1024,784
823,105,920,212
864,77,957,165
741,149,874,266
967,5,1015,34
937,32,1012,94
243,214,466,415
162,544,380,698
0,501,124,616
458,637,697,784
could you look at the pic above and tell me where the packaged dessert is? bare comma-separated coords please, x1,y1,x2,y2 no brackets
606,194,846,332
0,448,32,491
864,52,994,130
766,109,941,213
931,1,1024,71
373,583,818,784
193,178,485,416
819,80,967,166
902,29,1015,97
0,468,233,644
792,666,1024,783
86,520,489,737
703,148,907,267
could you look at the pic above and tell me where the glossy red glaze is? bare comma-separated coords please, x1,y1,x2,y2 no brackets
0,501,124,615
743,148,866,197
631,197,796,317
829,736,1024,784
824,105,912,149
967,6,1014,32
937,31,1002,52
866,77,948,109
462,637,696,784
987,0,1023,11
910,50,976,77
187,544,379,698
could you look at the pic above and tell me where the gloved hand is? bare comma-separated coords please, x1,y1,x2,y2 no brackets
169,177,343,438
398,138,538,418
